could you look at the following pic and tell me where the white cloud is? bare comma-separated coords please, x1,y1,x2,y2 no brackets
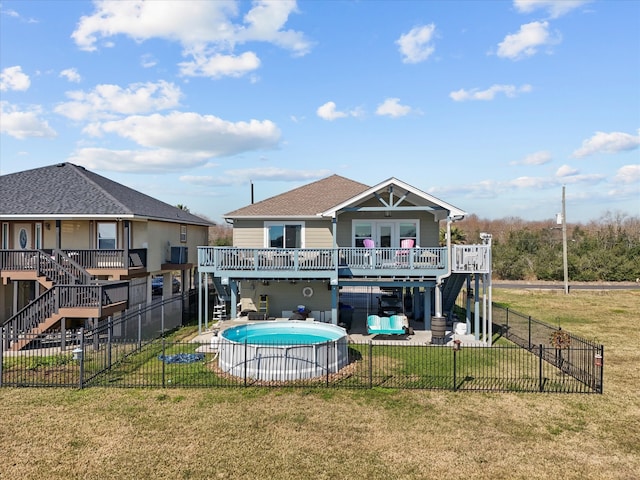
511,151,552,166
0,102,57,139
71,0,311,78
496,21,558,60
181,167,332,186
55,81,182,121
450,84,532,101
60,68,81,83
0,66,30,91
613,165,640,184
86,111,281,156
375,98,413,118
316,101,362,121
179,51,260,78
514,0,591,19
396,24,436,64
572,130,640,158
68,148,211,173
140,54,157,68
556,164,578,177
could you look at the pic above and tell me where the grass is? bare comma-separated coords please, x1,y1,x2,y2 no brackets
1,288,639,479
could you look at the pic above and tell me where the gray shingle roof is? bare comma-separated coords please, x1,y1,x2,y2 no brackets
0,163,211,226
225,174,370,217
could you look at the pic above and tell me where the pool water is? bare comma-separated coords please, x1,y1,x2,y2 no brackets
222,323,344,345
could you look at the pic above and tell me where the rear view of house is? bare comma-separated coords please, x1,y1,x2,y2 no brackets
198,175,492,341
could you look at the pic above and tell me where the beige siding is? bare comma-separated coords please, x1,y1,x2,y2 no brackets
61,221,92,249
239,280,333,321
232,219,333,248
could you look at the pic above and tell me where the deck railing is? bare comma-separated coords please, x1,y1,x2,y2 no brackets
198,246,455,273
0,248,147,272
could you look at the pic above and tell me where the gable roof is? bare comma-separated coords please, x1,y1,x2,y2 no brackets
224,174,370,218
225,174,467,221
322,177,467,221
0,163,211,226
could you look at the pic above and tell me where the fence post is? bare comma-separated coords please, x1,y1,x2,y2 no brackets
506,308,509,336
528,316,532,350
539,344,544,392
78,328,85,389
598,345,604,394
244,340,248,387
107,316,113,368
453,348,457,392
162,337,166,388
0,326,4,388
368,341,373,389
137,304,142,350
326,341,330,387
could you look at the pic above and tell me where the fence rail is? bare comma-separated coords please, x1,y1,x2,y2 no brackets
0,291,603,393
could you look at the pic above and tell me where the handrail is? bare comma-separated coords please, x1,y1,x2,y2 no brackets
2,282,129,349
198,246,450,272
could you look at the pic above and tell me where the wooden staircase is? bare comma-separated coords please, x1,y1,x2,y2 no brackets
1,249,128,351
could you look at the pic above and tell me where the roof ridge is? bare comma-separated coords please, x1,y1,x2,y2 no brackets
67,163,134,214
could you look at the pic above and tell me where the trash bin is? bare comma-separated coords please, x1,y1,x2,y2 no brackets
339,304,354,331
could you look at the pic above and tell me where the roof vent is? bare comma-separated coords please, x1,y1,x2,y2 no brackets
56,163,66,167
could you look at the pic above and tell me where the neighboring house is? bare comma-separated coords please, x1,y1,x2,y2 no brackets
198,175,491,336
0,162,211,350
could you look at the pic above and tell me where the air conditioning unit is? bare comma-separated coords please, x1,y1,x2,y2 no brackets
171,246,188,264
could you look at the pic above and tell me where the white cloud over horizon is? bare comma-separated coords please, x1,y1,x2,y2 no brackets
0,102,57,139
316,101,362,121
511,151,552,166
59,68,82,83
180,166,332,186
375,98,413,118
572,130,640,158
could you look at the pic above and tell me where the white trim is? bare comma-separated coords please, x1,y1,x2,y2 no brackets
321,177,466,220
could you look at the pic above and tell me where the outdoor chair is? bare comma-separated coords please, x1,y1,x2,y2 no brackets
395,239,414,265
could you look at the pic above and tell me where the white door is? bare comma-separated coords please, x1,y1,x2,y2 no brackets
14,223,32,250
377,223,395,248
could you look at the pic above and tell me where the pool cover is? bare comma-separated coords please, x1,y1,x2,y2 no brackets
158,353,205,364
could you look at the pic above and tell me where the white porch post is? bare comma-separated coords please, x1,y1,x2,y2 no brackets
474,274,480,341
229,280,238,319
423,287,432,330
331,284,338,325
198,272,203,335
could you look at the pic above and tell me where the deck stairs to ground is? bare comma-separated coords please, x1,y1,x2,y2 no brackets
441,273,468,318
1,249,126,351
211,276,231,303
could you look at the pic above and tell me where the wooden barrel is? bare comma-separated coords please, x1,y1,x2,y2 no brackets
431,316,446,339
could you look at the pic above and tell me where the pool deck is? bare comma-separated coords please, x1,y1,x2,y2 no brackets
191,315,486,351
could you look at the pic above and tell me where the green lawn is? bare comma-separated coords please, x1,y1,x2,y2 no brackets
0,288,638,479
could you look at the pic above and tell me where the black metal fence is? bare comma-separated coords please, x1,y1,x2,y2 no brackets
1,291,603,393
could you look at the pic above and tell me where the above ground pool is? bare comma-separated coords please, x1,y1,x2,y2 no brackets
217,321,349,381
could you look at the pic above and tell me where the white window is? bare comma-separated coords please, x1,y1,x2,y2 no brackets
97,222,117,249
35,223,42,249
180,225,187,243
265,222,303,248
353,223,373,247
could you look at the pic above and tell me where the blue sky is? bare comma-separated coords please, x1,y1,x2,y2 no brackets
1,0,638,224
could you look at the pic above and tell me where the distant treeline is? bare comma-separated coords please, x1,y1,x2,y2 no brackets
455,212,640,282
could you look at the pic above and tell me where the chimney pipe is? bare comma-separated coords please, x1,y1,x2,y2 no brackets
251,181,254,204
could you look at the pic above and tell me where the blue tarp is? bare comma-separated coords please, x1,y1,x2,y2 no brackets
158,353,205,364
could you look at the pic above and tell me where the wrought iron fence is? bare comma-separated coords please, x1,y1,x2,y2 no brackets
1,335,602,393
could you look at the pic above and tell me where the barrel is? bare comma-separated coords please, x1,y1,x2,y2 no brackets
431,316,447,339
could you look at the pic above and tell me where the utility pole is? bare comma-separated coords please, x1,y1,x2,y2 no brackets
562,185,569,294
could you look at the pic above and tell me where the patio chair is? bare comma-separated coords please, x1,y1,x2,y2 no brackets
363,239,375,268
395,239,414,265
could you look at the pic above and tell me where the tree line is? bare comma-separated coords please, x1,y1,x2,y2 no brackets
454,212,640,282
207,211,639,282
